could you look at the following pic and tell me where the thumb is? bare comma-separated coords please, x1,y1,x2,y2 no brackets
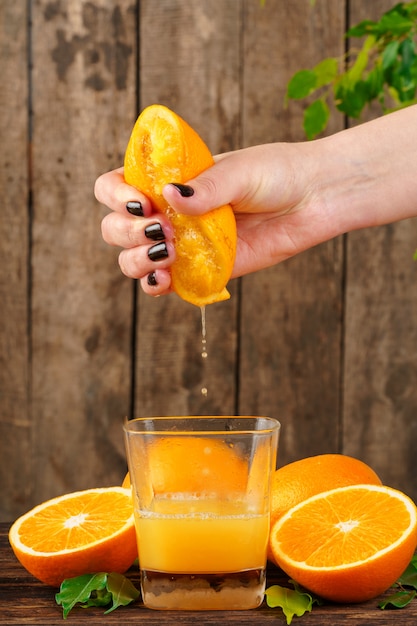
162,153,248,215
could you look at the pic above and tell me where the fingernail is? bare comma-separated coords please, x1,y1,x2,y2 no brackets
171,183,195,197
148,242,168,261
147,271,158,286
145,223,165,241
126,201,144,216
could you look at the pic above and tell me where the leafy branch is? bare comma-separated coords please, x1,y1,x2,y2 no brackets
286,1,417,139
55,572,140,619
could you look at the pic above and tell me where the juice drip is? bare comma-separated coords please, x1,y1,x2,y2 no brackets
201,305,207,359
200,306,208,397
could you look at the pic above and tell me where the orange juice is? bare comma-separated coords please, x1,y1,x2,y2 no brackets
136,497,269,610
136,498,269,572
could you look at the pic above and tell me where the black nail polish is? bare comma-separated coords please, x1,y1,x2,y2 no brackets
145,223,165,241
147,271,158,286
171,183,195,197
148,242,168,261
126,201,144,216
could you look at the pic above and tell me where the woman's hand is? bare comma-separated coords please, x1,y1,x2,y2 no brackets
95,143,324,294
95,105,417,296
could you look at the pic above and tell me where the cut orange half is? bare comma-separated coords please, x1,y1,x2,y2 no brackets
269,484,417,603
8,487,137,587
124,104,237,306
267,454,382,563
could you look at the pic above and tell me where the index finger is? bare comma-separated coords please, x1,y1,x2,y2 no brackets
94,166,154,216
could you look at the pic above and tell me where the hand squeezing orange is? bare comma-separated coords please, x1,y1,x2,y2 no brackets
124,104,237,307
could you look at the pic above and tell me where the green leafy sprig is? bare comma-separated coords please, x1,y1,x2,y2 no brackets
286,1,417,139
55,572,140,619
265,580,323,624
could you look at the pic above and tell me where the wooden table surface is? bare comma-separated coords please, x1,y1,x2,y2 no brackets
1,522,416,625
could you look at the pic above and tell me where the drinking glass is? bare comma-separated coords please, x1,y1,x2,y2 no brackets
124,416,280,610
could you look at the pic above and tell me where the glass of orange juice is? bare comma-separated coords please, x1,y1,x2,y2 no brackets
123,416,280,610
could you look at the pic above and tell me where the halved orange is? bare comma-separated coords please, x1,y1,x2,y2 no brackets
269,484,417,603
8,487,137,587
124,104,237,306
267,454,382,563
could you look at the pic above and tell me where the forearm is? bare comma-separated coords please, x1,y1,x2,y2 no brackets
310,105,417,238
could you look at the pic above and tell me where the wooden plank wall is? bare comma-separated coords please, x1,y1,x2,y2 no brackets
1,0,416,522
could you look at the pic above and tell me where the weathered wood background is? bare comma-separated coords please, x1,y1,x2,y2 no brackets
1,0,417,522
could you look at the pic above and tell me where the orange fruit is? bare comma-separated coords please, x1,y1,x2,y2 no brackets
8,487,137,587
269,484,417,603
124,104,237,306
127,436,247,497
268,454,381,563
122,471,130,488
270,454,381,525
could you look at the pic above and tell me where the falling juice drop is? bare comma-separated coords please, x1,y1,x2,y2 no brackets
200,306,208,359
200,306,208,397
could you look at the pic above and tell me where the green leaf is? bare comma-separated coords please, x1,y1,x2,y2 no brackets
303,99,329,140
377,10,414,37
365,66,384,101
335,80,369,118
287,70,317,100
313,58,338,88
104,572,140,614
382,40,400,70
265,584,313,624
55,572,140,619
56,573,108,619
397,557,417,588
379,589,416,609
346,19,378,38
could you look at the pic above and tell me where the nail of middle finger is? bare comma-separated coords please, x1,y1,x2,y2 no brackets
148,242,169,261
145,223,165,241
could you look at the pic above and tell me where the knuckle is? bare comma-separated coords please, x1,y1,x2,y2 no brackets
196,174,219,199
100,214,114,244
118,249,139,279
93,173,106,202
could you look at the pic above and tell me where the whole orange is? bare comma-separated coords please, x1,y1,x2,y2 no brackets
125,436,247,497
268,454,381,563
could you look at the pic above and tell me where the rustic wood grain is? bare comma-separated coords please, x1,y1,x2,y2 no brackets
2,523,416,625
29,0,137,505
134,0,242,418
343,0,417,500
238,0,346,466
0,1,32,520
2,0,417,520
